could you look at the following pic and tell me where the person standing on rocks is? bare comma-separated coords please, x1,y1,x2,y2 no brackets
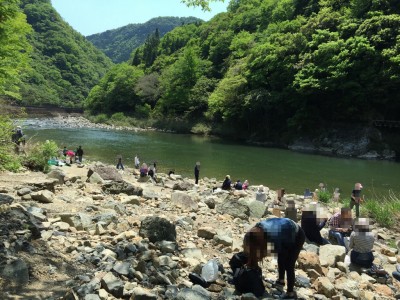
350,182,363,217
116,155,124,170
76,145,84,163
134,154,140,169
243,218,305,299
194,162,200,185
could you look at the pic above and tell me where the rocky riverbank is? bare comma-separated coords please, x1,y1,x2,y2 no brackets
1,163,400,299
22,115,149,132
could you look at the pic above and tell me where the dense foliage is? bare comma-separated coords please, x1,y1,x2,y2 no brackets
17,0,113,108
0,0,32,99
86,0,400,142
87,17,203,63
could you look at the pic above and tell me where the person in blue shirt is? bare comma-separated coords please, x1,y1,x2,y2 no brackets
243,218,305,299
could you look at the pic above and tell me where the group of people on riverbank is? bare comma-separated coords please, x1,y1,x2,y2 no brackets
61,145,84,164
234,180,398,299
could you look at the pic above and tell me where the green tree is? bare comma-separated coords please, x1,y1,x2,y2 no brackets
84,64,144,114
0,0,32,98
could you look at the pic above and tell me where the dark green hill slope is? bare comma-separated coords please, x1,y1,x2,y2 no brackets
18,0,113,108
86,16,203,63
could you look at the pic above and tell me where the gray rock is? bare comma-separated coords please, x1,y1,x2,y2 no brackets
113,262,130,276
102,180,143,196
246,200,267,218
93,166,123,181
157,241,177,253
319,244,346,267
173,181,194,191
130,287,158,300
176,288,211,300
216,199,249,220
203,198,215,209
101,272,124,298
17,188,31,196
213,234,233,246
303,242,319,254
197,227,216,240
0,193,14,205
59,212,93,231
27,206,47,221
31,190,54,203
139,216,176,243
93,211,117,226
84,295,101,300
171,191,198,212
47,168,66,184
142,189,160,200
0,259,29,285
88,172,104,184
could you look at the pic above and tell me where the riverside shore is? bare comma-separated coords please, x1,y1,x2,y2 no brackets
1,162,400,299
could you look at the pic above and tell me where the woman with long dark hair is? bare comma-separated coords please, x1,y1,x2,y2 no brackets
243,218,305,299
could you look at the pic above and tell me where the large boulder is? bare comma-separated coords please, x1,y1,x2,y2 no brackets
245,200,267,218
297,252,323,275
0,193,14,205
31,190,54,203
100,272,124,298
216,199,249,220
92,165,123,181
313,277,336,298
171,191,198,212
102,180,143,196
47,168,66,184
176,288,211,300
139,216,176,243
173,181,194,191
319,244,346,267
0,259,30,286
130,287,158,300
59,212,93,231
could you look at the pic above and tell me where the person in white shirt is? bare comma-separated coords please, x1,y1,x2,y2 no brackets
349,218,374,268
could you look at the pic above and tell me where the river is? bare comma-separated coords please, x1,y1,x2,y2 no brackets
23,122,400,199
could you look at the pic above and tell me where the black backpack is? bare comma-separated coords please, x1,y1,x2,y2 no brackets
232,266,265,297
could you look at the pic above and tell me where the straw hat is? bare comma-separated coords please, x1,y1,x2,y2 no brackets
258,185,264,192
226,175,230,179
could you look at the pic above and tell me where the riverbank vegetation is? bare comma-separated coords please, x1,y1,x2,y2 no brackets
83,0,400,145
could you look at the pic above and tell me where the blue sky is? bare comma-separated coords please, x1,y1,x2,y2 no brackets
51,0,229,36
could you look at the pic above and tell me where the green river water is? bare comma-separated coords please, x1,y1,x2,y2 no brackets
24,126,400,199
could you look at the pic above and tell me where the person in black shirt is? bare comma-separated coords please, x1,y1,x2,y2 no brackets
194,162,200,185
301,203,330,245
222,175,232,190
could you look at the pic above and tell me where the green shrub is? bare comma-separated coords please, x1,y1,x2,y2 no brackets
362,192,400,228
110,112,126,122
0,113,22,172
191,123,211,135
135,104,151,118
93,113,108,124
23,140,59,172
317,190,332,203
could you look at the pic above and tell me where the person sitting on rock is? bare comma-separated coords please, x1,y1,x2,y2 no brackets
349,218,374,268
328,207,353,251
222,175,232,190
234,179,243,190
255,185,267,203
140,163,148,177
301,203,329,245
243,218,305,299
242,180,249,190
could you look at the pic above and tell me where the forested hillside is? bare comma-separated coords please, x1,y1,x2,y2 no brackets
17,0,113,108
87,16,203,63
85,0,400,143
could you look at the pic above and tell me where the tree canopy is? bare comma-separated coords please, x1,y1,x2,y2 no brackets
86,0,400,142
